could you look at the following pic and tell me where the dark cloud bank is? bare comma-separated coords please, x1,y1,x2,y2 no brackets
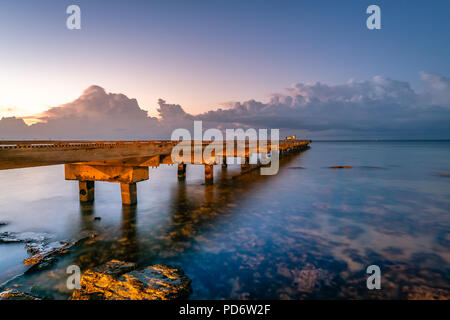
1,72,449,140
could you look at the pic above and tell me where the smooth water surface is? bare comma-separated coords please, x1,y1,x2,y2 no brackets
0,141,449,299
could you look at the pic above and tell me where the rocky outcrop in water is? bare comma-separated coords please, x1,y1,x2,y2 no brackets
24,236,93,273
0,289,40,300
71,260,192,300
0,231,51,244
436,172,450,177
329,166,352,169
0,231,95,273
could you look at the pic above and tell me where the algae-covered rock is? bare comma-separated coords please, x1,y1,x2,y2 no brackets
24,236,93,273
403,285,450,300
71,260,192,300
0,289,40,300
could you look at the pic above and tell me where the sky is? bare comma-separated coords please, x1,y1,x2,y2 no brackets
0,0,449,139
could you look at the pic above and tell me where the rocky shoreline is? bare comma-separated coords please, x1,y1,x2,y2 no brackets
0,289,41,300
0,231,96,274
71,260,192,300
0,231,192,300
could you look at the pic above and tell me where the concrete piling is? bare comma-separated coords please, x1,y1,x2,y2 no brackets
121,183,137,205
222,156,227,169
177,163,186,181
241,156,250,171
79,181,94,202
205,164,214,185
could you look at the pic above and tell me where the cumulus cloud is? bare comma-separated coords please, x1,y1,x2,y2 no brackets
0,86,163,140
197,72,450,139
0,73,449,140
41,86,148,120
420,72,450,107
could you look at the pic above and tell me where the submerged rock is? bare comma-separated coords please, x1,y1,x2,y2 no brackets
0,289,40,300
0,231,51,244
436,172,450,178
71,260,192,300
24,241,70,272
0,229,96,273
403,285,450,300
24,236,92,273
277,263,335,294
329,166,352,169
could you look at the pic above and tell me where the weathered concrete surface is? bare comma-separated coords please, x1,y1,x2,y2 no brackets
0,289,40,300
0,139,311,170
204,164,214,185
120,183,137,205
79,181,95,202
71,260,192,300
65,164,149,183
0,141,176,170
177,163,186,181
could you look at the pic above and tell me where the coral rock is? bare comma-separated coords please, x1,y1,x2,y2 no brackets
0,289,40,300
71,260,192,300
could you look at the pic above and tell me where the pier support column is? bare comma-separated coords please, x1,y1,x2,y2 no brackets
177,163,186,181
205,164,214,185
79,181,94,202
241,156,250,171
121,183,137,205
66,164,149,205
222,157,227,169
256,156,262,168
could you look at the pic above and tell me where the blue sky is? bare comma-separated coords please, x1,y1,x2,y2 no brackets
0,0,449,139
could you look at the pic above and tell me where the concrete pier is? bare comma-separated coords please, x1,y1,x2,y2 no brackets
177,163,187,181
79,181,94,202
120,183,137,205
222,157,227,169
1,138,311,205
241,156,250,171
205,164,214,185
65,164,149,205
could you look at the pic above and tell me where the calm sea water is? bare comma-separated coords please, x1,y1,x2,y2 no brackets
0,141,449,299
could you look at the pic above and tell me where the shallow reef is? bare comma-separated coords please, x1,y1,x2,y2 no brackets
71,260,192,300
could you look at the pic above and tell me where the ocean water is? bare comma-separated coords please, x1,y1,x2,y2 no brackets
0,141,449,299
